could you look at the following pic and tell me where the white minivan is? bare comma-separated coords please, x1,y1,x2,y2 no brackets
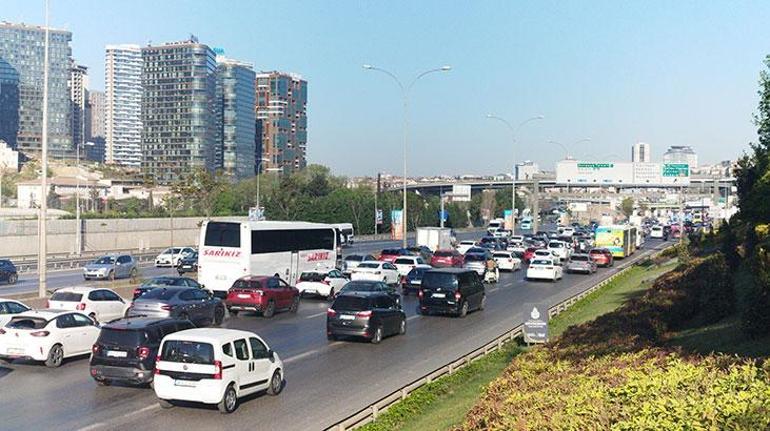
154,328,284,413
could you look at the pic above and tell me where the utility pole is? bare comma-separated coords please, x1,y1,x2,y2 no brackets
374,173,380,238
38,0,50,298
532,179,540,232
440,194,445,228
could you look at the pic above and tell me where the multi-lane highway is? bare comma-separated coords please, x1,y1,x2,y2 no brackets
1,232,481,297
0,235,669,431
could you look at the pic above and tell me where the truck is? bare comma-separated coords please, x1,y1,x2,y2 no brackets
417,227,453,252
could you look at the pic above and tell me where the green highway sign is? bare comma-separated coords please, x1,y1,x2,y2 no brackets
662,163,689,177
577,162,614,169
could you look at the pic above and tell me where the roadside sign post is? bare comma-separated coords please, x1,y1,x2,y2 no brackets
523,303,549,344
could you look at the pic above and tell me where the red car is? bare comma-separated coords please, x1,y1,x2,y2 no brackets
522,247,538,264
430,249,464,267
225,275,300,318
379,248,410,263
589,248,614,267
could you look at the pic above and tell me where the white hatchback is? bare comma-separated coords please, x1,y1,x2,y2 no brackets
0,298,31,328
47,287,129,323
456,241,477,255
296,269,347,299
154,328,284,414
155,247,196,267
526,258,564,282
392,256,428,277
547,240,571,262
349,261,400,285
492,251,522,271
0,309,100,367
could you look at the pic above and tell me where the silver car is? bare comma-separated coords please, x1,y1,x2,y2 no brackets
127,286,225,327
83,254,138,281
566,254,597,274
463,254,488,276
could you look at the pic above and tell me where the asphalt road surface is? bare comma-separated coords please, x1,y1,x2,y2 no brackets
0,238,670,431
1,231,482,297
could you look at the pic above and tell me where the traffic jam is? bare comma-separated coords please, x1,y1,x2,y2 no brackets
0,218,670,414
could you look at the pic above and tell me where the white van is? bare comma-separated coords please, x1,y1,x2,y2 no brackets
154,328,284,413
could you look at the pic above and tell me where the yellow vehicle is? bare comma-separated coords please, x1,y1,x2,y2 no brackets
594,225,637,258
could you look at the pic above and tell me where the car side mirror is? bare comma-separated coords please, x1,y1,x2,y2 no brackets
268,349,275,361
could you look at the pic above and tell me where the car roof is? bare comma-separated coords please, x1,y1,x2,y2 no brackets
0,298,26,304
237,275,274,282
426,267,475,274
54,286,111,293
102,317,181,329
162,328,259,343
15,308,77,319
360,260,383,265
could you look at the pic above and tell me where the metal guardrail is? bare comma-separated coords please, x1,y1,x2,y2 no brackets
11,247,180,274
327,244,673,430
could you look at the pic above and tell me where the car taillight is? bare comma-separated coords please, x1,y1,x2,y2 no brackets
0,328,6,335
253,290,263,296
45,300,50,308
213,360,223,380
418,289,424,299
92,344,100,354
133,288,142,297
160,305,174,311
31,331,50,337
454,291,462,301
137,346,151,360
154,355,161,375
356,310,373,318
76,303,86,311
327,308,337,317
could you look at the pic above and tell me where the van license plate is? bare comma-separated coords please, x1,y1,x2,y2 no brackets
106,350,127,358
174,380,196,387
432,293,446,298
238,294,250,299
340,314,355,320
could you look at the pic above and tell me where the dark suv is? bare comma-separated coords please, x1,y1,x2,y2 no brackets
0,259,18,284
327,292,406,344
89,317,195,385
418,268,486,317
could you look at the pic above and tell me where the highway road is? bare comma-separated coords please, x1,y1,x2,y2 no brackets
0,232,482,297
0,237,670,431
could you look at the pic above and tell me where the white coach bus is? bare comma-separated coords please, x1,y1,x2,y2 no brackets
332,223,355,246
198,220,340,297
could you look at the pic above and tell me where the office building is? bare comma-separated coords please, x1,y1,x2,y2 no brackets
215,57,257,179
105,44,142,167
631,142,650,163
141,38,216,183
85,137,105,163
256,71,307,174
0,139,19,171
515,161,539,180
86,90,105,141
663,145,698,168
0,58,19,149
0,21,73,157
69,62,88,151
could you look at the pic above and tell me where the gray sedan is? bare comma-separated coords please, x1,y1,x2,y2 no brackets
566,254,598,274
83,254,137,281
127,286,225,327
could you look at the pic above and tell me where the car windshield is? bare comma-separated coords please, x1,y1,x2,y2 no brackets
7,316,48,329
139,288,178,300
434,250,454,257
98,328,147,346
493,253,510,258
342,281,381,292
465,254,485,262
460,241,475,245
93,257,115,265
381,249,401,255
50,291,83,302
299,272,325,282
358,263,380,269
394,258,415,265
161,340,214,364
549,242,564,248
421,272,459,290
231,279,263,289
145,277,186,287
345,255,364,262
332,295,371,311
163,248,182,254
571,255,589,262
531,259,552,266
408,267,428,278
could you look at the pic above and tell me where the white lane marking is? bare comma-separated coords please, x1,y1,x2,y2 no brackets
78,404,158,431
306,311,328,319
488,287,499,292
284,349,320,364
407,315,420,321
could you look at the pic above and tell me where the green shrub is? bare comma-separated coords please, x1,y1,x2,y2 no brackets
739,255,770,337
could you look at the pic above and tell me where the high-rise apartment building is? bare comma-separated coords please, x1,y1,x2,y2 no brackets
86,90,105,141
0,58,19,149
141,39,216,183
105,44,142,167
256,71,307,174
663,145,698,168
0,21,73,157
631,142,650,163
215,57,256,179
69,62,88,151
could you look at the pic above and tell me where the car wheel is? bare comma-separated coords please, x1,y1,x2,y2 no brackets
213,306,225,326
371,325,383,344
458,301,469,318
399,318,406,335
263,301,276,318
289,297,299,313
218,384,238,414
96,379,111,386
45,344,64,368
108,271,115,281
479,295,487,311
179,312,190,322
327,333,337,341
266,370,283,396
89,312,98,324
84,276,89,281
8,273,17,284
129,268,138,281
158,398,174,409
228,308,238,316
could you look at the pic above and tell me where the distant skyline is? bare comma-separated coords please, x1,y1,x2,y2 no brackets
4,0,769,176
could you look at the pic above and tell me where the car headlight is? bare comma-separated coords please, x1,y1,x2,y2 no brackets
99,268,108,274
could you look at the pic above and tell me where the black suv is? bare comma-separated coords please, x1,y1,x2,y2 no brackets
337,280,401,305
0,259,18,284
418,268,485,317
176,251,198,275
89,317,195,385
327,292,406,344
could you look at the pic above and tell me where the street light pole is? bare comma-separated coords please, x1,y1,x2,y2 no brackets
38,0,50,298
363,64,451,247
486,114,544,235
75,142,94,255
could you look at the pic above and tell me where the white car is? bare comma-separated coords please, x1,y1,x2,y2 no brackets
0,298,31,328
155,247,196,267
0,309,100,367
456,240,477,255
47,287,129,323
349,261,401,285
510,235,524,243
526,258,563,282
650,225,664,239
547,240,571,262
392,256,428,277
296,269,347,299
492,251,522,271
507,241,527,255
560,227,576,238
520,220,532,230
534,249,558,261
154,328,284,414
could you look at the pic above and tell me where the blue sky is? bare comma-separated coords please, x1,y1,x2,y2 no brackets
5,0,769,176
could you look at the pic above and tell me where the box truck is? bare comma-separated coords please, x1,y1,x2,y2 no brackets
417,227,453,251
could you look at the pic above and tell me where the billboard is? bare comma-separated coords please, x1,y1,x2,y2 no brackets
451,184,471,202
390,209,404,240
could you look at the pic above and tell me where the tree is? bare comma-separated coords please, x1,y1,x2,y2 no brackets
171,168,226,218
619,197,635,220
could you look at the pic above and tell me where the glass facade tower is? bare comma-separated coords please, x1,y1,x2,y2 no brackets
0,58,19,149
105,44,142,166
215,58,256,180
256,71,307,174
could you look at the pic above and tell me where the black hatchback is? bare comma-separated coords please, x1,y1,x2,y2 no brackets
0,259,18,284
89,317,195,385
327,292,406,344
418,268,485,317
